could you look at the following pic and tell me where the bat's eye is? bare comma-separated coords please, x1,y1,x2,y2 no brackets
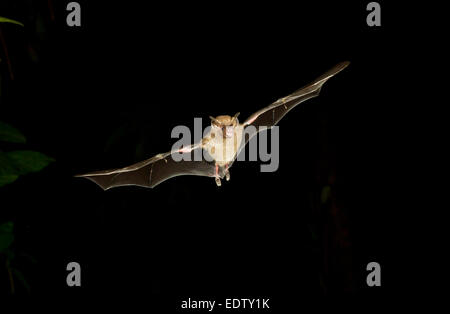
212,123,222,130
211,119,221,127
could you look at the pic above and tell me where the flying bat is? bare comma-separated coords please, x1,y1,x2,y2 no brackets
76,61,349,189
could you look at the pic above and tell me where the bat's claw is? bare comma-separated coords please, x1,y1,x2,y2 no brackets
215,177,222,187
225,170,230,181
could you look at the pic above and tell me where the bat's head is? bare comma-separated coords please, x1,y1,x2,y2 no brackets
209,113,240,138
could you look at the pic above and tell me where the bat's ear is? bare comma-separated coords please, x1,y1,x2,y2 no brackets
231,112,241,126
209,116,221,125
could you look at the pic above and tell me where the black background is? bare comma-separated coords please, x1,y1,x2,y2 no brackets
0,0,401,310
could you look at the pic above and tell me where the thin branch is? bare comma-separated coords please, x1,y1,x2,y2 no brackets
6,260,15,294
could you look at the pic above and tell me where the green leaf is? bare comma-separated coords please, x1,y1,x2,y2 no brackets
0,122,26,143
0,17,24,27
0,151,17,173
5,150,54,175
0,221,14,253
0,151,19,186
0,150,54,187
0,174,19,187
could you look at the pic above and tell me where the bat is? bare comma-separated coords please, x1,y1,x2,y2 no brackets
75,61,350,189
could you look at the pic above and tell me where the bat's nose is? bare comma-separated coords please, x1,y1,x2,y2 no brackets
225,126,234,138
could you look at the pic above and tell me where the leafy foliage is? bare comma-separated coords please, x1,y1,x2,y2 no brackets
0,173,19,187
6,150,54,175
0,123,54,187
0,12,47,296
0,122,54,293
0,122,26,143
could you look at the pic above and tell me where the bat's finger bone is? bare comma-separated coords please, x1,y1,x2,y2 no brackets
179,146,192,153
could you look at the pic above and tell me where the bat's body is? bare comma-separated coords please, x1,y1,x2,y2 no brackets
204,123,244,166
76,61,350,189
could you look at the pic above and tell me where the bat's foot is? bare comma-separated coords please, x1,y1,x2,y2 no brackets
224,163,230,181
214,163,222,187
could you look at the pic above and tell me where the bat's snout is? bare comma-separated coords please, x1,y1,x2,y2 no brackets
224,126,234,138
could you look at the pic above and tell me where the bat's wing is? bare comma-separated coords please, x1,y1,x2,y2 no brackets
75,144,224,190
243,61,350,130
231,62,350,166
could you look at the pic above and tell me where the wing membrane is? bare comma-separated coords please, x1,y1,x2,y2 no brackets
76,145,220,189
244,61,350,129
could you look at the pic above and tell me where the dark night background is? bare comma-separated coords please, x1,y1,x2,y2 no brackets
0,0,403,310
